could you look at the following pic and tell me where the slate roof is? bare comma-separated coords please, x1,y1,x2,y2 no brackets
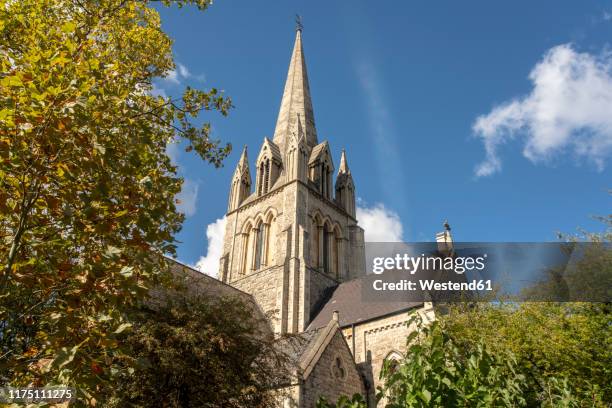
274,328,323,364
307,277,422,330
240,192,257,206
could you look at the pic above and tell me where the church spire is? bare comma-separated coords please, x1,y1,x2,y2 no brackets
272,25,317,154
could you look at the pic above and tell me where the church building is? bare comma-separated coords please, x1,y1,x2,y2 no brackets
211,24,442,407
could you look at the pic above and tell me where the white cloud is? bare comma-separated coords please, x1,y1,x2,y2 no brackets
150,83,167,98
195,217,227,277
165,68,180,84
176,179,199,217
356,203,404,242
603,11,611,21
165,140,180,164
177,63,190,78
162,62,204,86
473,44,612,177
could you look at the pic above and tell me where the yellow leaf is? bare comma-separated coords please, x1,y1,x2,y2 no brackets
114,323,132,334
0,109,11,120
114,209,128,217
61,21,76,33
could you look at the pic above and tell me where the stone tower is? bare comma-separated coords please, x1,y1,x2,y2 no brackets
218,26,365,334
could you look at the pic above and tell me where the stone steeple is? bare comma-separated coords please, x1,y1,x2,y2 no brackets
272,28,317,154
227,146,251,212
220,24,365,336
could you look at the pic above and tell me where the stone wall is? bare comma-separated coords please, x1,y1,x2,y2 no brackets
307,267,337,322
301,330,364,408
163,260,273,337
347,225,365,279
301,183,364,281
230,265,285,327
341,304,435,406
220,177,367,334
222,183,296,283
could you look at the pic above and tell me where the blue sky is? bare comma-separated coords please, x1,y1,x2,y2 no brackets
153,1,612,270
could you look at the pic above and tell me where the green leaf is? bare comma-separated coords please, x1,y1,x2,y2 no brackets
421,388,431,403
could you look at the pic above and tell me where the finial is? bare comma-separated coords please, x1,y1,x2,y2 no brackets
295,14,303,32
443,220,451,231
338,149,349,175
239,144,248,159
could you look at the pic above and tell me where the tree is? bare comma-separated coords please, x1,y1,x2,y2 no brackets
319,208,611,407
318,311,606,407
105,290,288,408
521,212,611,303
441,212,611,404
316,315,528,408
0,0,230,403
376,315,528,408
316,394,367,408
439,303,610,406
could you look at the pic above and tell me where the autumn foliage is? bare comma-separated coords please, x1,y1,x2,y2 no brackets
0,0,231,404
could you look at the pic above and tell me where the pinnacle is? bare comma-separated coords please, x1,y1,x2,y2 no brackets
338,149,350,175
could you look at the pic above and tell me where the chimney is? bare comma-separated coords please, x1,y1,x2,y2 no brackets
436,220,454,255
332,310,339,322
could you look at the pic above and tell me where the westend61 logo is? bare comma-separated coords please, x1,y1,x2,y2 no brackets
369,253,493,294
371,253,488,275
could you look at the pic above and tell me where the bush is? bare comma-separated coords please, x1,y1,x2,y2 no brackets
377,315,527,407
104,292,287,408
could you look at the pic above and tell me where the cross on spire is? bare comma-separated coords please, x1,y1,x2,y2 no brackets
295,14,303,32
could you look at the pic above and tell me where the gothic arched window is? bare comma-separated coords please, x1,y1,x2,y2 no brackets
254,223,264,270
332,226,341,279
312,215,322,268
241,223,253,274
257,159,272,196
264,159,270,193
384,351,403,375
322,223,330,273
320,163,326,197
258,162,264,195
319,163,332,199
